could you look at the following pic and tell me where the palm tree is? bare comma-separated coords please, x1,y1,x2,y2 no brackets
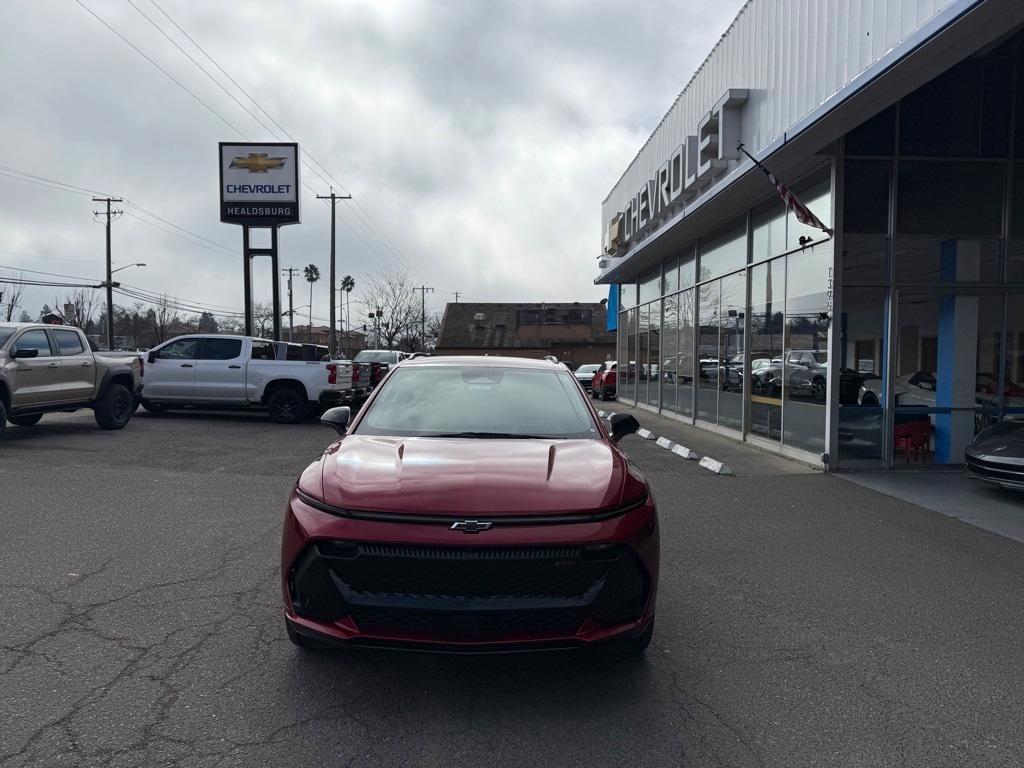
340,275,355,355
303,264,320,337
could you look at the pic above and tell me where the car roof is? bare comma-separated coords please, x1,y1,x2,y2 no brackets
400,355,566,370
0,322,73,331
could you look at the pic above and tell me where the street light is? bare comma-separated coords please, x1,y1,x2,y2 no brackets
111,262,146,275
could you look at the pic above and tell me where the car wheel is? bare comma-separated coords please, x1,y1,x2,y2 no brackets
8,414,43,427
140,399,169,415
268,388,307,424
861,391,879,407
812,378,827,402
94,383,135,430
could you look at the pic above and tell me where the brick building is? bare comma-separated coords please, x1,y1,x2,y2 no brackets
435,302,615,365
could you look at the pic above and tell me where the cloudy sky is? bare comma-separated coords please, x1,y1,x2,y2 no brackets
0,0,738,328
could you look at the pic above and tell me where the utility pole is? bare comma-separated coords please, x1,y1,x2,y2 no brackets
282,267,297,341
316,188,352,357
452,290,461,303
93,197,123,350
413,285,435,352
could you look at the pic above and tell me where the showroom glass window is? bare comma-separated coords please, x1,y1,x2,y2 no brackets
698,218,746,282
748,258,785,443
783,245,831,454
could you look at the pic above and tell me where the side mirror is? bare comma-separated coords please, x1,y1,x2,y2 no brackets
12,348,39,359
609,413,640,443
321,406,351,436
147,351,157,364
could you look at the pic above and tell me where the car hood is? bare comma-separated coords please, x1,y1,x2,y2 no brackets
319,435,629,515
969,421,1024,464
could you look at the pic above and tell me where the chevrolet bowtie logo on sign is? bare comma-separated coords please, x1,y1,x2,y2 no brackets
230,153,287,173
220,142,300,226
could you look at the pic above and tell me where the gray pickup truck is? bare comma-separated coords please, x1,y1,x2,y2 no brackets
0,323,143,439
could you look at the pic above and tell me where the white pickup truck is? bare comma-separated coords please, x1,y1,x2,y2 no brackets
139,335,351,423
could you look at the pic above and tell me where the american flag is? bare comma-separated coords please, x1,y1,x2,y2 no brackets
737,144,833,237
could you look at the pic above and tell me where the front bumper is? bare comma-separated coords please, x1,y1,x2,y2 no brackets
965,454,1024,491
281,492,659,652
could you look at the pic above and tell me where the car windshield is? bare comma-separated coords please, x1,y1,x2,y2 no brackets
0,327,15,347
577,364,599,374
354,351,397,363
355,365,600,439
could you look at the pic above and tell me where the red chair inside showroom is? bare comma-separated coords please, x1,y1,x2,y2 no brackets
893,420,931,462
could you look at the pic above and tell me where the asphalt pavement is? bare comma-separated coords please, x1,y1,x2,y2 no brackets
2,405,1024,767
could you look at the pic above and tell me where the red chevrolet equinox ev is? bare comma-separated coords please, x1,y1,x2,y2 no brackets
281,356,659,653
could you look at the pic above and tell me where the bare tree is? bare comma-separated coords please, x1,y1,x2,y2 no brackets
358,268,420,350
252,302,276,339
55,289,102,332
1,276,25,321
150,295,179,346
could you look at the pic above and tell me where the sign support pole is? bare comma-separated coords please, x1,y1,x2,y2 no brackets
241,225,283,340
242,226,253,336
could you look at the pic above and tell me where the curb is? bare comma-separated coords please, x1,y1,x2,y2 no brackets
671,444,700,460
698,456,733,475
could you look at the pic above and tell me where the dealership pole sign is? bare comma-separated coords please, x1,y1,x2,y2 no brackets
219,142,300,226
219,142,300,341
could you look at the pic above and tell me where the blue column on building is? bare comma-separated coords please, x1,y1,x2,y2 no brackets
934,240,979,463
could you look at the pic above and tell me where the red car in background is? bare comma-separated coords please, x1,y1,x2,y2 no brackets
281,356,658,654
591,360,618,401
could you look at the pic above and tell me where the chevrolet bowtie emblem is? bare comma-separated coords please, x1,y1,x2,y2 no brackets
450,520,493,534
230,153,287,173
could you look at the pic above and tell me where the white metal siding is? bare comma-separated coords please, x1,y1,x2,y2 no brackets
602,0,964,226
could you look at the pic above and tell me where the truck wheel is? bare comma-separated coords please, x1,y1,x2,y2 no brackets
94,383,134,430
8,414,43,427
268,388,307,424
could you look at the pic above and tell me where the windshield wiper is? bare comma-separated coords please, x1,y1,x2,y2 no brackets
424,432,550,439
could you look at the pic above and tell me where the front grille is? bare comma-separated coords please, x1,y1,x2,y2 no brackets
322,543,603,601
351,607,586,637
290,541,648,638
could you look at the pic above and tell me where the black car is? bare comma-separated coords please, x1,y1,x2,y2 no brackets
965,421,1024,491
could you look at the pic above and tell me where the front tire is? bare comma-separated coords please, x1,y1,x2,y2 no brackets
94,383,134,430
267,388,307,424
8,413,43,427
812,378,826,402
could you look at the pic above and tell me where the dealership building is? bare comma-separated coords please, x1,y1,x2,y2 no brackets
596,0,1024,470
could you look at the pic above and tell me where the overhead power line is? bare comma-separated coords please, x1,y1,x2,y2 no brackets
0,163,239,261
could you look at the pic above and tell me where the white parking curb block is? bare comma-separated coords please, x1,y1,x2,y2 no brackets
598,410,606,418
671,444,699,460
637,428,656,440
698,456,733,475
655,436,675,450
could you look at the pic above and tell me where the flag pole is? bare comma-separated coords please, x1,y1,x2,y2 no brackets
737,143,833,237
